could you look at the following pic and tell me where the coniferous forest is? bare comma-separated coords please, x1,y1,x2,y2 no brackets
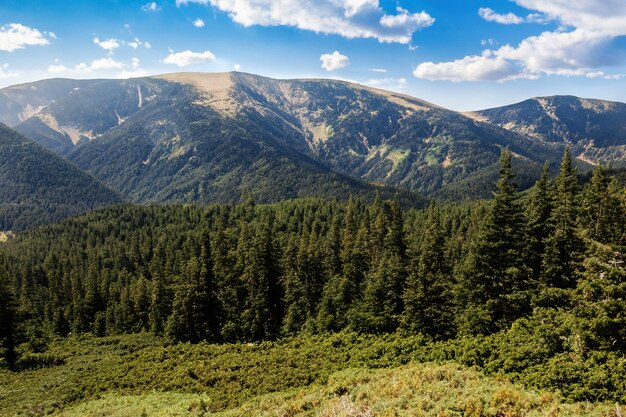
1,147,626,409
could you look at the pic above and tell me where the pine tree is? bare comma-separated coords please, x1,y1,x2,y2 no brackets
353,249,405,333
165,256,217,343
402,205,455,339
525,162,553,278
580,166,623,244
457,149,530,335
0,263,17,368
199,227,220,341
148,242,170,335
281,236,306,335
241,222,282,340
542,147,583,289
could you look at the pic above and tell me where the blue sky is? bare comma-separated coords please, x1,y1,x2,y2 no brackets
0,0,624,110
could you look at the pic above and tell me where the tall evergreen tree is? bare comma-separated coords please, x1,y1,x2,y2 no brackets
241,222,282,340
0,263,17,368
402,205,455,339
580,166,623,244
165,256,217,343
457,149,530,335
542,147,583,289
525,162,553,278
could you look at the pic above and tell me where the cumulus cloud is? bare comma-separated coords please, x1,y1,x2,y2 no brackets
414,1,626,82
496,29,619,75
119,57,149,79
193,18,205,27
363,77,407,90
478,8,524,24
234,63,241,71
176,0,434,44
320,51,349,71
371,68,387,73
93,37,121,52
414,53,519,82
163,50,216,67
127,38,151,49
48,63,69,74
46,57,146,78
478,7,549,25
142,2,161,12
0,63,17,79
0,23,51,52
513,0,626,35
76,57,124,73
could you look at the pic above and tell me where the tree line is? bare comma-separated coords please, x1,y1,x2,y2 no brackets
0,147,624,370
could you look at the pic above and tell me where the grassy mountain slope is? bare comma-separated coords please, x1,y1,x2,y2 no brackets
234,74,562,194
0,123,121,230
469,95,626,166
63,74,422,205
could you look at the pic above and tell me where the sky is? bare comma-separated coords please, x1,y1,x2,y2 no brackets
0,0,625,111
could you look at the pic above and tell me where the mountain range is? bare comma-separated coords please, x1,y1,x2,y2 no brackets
1,71,625,229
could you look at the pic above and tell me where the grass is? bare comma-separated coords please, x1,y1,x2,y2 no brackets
0,333,617,417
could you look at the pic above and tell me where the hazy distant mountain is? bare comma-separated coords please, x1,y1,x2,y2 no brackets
468,95,626,167
0,78,89,128
0,123,121,230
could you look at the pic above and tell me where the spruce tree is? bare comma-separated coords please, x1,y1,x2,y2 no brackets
402,205,455,339
542,147,583,289
241,222,282,340
580,167,623,244
0,264,17,368
457,149,530,335
165,256,216,343
525,162,553,278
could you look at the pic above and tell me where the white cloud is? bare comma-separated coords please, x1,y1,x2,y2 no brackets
496,29,617,75
142,2,161,12
512,0,626,35
370,68,387,73
415,1,626,82
46,57,146,78
119,57,148,79
478,7,549,25
363,77,407,90
128,38,151,49
93,37,121,52
414,53,519,82
478,7,524,24
76,57,124,73
176,0,434,44
234,63,241,71
48,63,69,74
0,63,17,79
0,23,51,52
163,50,216,67
320,51,349,71
193,18,205,27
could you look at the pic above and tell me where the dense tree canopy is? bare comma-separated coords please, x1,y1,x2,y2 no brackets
1,149,625,401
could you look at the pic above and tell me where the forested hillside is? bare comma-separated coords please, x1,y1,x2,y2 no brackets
1,147,625,404
0,123,121,231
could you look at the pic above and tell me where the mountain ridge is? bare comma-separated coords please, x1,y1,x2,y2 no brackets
0,72,623,206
